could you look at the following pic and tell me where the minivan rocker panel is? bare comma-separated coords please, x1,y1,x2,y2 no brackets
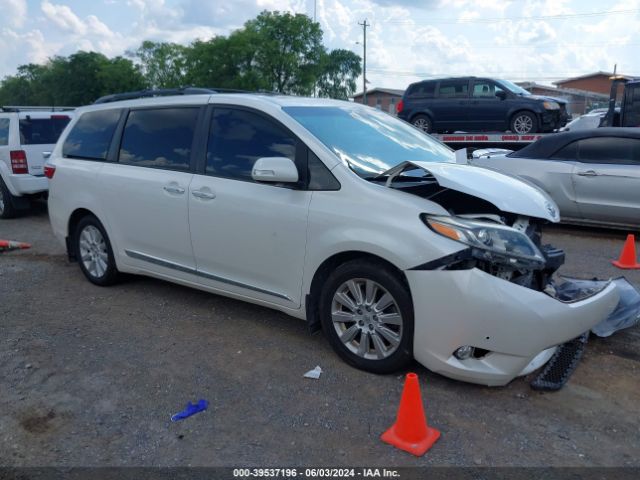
48,93,622,386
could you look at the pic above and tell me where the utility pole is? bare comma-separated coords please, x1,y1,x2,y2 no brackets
358,19,369,105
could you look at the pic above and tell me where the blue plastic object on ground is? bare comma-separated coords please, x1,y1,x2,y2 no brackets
171,399,209,422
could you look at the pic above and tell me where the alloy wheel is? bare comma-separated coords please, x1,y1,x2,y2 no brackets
513,114,533,134
331,278,403,360
0,187,5,215
79,225,109,279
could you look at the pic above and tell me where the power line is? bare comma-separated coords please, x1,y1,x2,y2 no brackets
415,42,640,49
382,8,640,25
365,69,640,80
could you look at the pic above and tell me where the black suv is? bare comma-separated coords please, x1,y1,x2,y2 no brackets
397,77,569,134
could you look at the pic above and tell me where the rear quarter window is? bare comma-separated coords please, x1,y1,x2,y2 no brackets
19,116,70,145
407,82,435,98
0,118,9,146
63,109,122,161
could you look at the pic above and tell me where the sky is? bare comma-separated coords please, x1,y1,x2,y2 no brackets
0,0,639,91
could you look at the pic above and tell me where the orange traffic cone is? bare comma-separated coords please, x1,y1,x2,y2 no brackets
0,239,31,253
381,373,440,456
612,234,640,269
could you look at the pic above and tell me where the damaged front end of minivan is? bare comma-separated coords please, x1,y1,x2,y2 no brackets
376,161,639,387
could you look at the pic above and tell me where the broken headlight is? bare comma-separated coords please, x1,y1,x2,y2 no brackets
423,215,546,269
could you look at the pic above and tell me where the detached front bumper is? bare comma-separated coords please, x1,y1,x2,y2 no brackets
406,268,620,386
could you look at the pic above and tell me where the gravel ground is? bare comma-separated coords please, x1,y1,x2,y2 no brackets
1,202,639,467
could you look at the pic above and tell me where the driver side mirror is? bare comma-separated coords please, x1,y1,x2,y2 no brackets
496,91,507,100
252,157,299,183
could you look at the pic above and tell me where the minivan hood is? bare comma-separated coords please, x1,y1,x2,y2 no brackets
379,161,560,222
529,94,568,105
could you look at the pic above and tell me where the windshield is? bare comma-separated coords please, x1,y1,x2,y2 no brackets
283,106,454,178
497,80,531,96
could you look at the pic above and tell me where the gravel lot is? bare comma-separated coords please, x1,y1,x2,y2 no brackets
1,202,639,467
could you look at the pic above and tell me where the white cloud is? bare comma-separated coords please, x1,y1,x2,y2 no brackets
0,0,28,28
41,1,87,35
0,0,639,85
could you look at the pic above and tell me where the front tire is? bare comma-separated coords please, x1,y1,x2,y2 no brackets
510,111,538,134
74,215,119,286
319,260,414,374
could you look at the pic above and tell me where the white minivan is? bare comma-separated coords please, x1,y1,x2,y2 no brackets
0,107,73,218
47,90,622,386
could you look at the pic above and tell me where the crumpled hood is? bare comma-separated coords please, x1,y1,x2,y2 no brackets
381,161,561,222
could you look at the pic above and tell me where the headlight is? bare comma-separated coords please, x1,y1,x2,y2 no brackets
423,215,546,268
543,101,560,110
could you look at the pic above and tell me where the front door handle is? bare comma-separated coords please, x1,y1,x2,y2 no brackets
577,170,598,177
163,184,185,194
192,189,216,200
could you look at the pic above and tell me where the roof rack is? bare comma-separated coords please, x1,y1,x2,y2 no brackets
1,106,76,112
93,87,280,104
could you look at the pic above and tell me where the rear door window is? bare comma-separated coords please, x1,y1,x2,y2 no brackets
19,116,70,145
63,109,122,160
0,118,9,146
118,108,199,171
437,80,469,98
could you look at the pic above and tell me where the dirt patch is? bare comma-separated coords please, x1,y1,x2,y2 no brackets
20,410,57,434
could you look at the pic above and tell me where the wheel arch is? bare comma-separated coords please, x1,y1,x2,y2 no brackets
66,208,106,261
409,111,433,124
305,250,409,333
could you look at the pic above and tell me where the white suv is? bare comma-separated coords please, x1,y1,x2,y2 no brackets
47,91,621,386
0,107,73,218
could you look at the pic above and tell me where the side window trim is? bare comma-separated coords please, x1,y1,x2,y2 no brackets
106,108,129,162
115,105,203,173
205,104,308,189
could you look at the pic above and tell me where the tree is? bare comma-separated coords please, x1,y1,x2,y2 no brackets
184,33,265,90
98,56,147,95
131,41,187,89
0,53,146,106
244,11,324,94
317,49,362,99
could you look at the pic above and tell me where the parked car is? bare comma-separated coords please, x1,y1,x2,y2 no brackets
559,108,620,132
0,107,73,218
47,89,621,386
471,128,640,230
397,77,569,134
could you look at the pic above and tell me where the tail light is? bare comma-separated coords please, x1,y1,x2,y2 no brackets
10,150,28,174
44,164,56,179
396,99,404,114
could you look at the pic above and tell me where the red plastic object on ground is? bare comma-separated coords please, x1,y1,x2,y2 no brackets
0,240,31,253
612,234,640,269
381,372,441,456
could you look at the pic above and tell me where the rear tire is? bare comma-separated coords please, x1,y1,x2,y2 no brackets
411,114,433,134
74,215,119,286
0,177,18,219
319,259,414,374
510,111,538,134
